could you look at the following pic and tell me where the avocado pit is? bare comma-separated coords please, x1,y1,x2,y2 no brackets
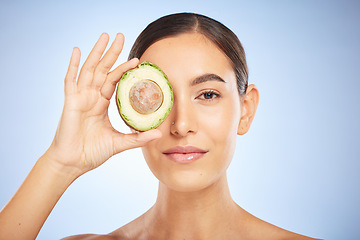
129,79,164,114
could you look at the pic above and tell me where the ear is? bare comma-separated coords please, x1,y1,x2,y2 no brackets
237,84,259,135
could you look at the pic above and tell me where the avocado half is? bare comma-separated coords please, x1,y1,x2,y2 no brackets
116,61,173,131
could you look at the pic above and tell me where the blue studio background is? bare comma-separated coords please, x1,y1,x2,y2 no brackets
1,1,359,239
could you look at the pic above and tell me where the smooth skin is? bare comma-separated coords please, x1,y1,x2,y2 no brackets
107,33,320,240
0,33,321,240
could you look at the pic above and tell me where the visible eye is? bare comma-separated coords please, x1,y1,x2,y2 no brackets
197,90,221,101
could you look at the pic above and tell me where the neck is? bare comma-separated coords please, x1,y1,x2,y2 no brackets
144,174,242,239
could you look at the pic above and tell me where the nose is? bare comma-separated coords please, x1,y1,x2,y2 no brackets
170,94,198,137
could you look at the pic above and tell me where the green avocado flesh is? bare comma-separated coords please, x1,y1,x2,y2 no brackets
116,61,173,131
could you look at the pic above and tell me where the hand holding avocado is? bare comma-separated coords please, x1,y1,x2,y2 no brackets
47,33,162,176
0,33,166,240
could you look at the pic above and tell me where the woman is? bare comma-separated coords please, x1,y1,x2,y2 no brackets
0,13,320,240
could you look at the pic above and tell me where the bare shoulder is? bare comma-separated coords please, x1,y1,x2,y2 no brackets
61,234,119,240
60,224,134,240
61,213,145,240
275,228,323,240
255,219,322,240
240,210,322,240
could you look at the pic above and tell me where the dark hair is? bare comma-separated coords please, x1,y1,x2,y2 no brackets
129,12,248,95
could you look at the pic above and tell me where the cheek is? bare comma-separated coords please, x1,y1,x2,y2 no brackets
141,125,172,182
198,100,240,164
199,101,239,141
141,138,160,175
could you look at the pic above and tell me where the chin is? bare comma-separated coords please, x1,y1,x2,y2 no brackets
160,169,214,192
152,162,226,193
142,146,232,193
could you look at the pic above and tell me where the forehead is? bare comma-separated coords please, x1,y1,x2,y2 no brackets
139,33,235,85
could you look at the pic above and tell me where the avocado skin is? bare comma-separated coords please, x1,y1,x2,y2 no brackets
116,61,173,131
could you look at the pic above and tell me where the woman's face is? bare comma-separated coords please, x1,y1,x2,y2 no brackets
139,33,241,192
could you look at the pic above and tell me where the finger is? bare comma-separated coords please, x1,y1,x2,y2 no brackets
112,129,162,154
77,33,109,89
101,58,139,100
64,47,81,95
92,33,124,89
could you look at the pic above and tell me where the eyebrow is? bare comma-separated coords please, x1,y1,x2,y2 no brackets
190,73,226,86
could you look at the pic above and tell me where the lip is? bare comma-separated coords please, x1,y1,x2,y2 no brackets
163,146,208,163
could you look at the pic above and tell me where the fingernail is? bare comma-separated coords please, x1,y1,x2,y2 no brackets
101,32,109,38
130,58,139,63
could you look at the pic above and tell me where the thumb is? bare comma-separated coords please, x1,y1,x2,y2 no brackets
113,129,162,154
